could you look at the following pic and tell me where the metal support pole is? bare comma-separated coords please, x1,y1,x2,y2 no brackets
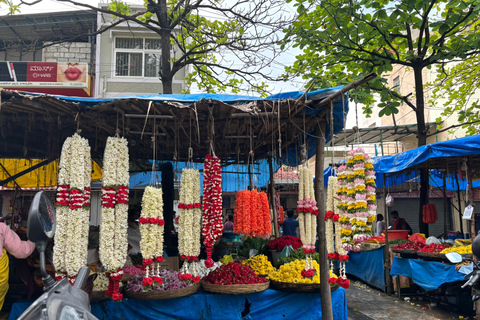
383,174,392,295
443,171,448,239
315,122,333,320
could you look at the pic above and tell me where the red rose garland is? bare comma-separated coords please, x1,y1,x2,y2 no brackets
202,155,223,268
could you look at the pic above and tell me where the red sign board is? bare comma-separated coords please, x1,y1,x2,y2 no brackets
26,62,57,82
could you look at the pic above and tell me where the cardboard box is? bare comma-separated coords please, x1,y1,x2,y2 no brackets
158,256,179,271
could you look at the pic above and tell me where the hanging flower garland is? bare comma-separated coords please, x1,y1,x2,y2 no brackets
53,133,91,284
99,136,129,301
325,175,349,289
178,168,202,281
138,186,165,291
202,155,223,268
296,166,317,276
336,164,353,251
233,189,272,237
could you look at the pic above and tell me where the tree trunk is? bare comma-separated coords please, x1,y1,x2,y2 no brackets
158,0,173,94
414,65,429,236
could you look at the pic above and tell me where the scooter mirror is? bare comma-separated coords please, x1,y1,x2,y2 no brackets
445,252,462,264
27,191,56,291
27,191,56,243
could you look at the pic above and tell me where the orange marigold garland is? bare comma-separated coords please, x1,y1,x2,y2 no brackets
233,190,272,237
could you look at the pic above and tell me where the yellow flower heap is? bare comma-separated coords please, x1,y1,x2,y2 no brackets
440,244,472,254
269,260,337,285
242,255,275,276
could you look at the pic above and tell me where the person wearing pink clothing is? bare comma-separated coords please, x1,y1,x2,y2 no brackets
0,222,36,310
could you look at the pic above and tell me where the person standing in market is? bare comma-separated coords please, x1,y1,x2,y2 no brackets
280,209,299,237
375,214,386,236
224,214,234,232
0,221,35,310
390,211,413,235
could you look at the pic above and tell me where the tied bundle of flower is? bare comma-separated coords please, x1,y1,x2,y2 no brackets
203,262,268,285
242,254,275,276
202,155,223,268
269,259,339,286
139,186,165,293
275,192,285,227
326,175,349,287
178,168,202,279
53,133,91,284
296,166,317,274
266,236,303,252
126,269,197,293
98,136,129,301
233,190,272,237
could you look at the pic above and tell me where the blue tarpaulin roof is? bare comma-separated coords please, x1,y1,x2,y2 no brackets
372,135,480,174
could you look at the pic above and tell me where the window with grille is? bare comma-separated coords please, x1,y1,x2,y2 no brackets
114,37,162,78
393,76,400,94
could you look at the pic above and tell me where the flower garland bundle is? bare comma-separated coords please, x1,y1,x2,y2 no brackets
202,155,223,268
178,168,202,278
53,133,91,284
99,136,129,301
336,164,353,251
275,192,285,226
296,166,317,274
138,186,165,289
325,176,349,289
233,189,271,237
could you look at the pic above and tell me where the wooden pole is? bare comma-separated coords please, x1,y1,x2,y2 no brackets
315,122,333,320
268,154,280,238
467,160,475,239
455,173,465,238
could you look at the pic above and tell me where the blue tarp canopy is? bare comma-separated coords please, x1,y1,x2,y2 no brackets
373,135,480,174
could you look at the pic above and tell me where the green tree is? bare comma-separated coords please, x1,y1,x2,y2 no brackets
21,0,294,95
432,51,480,136
283,0,480,235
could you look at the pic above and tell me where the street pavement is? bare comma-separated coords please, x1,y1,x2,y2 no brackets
346,281,470,320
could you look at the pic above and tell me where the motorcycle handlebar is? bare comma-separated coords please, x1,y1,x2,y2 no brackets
462,272,480,289
73,266,90,290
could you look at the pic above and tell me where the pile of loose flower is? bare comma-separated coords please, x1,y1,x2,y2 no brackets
242,255,275,276
266,236,302,252
203,262,268,285
269,260,341,286
126,269,197,293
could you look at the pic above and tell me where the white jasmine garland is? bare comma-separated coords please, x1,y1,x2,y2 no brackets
139,186,164,261
53,134,91,280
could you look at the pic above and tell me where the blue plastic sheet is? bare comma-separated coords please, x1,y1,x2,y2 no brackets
9,289,348,320
390,257,464,291
345,248,386,291
373,135,480,174
130,159,278,192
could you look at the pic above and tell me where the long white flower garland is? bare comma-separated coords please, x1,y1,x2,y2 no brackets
99,136,129,301
53,133,91,283
297,166,318,274
139,186,164,281
178,168,202,277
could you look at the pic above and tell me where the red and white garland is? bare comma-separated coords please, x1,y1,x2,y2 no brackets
325,176,349,289
99,136,129,301
297,166,317,275
53,133,91,283
139,186,165,288
202,155,223,268
178,168,202,281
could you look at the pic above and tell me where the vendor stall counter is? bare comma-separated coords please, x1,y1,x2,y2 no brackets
9,288,348,320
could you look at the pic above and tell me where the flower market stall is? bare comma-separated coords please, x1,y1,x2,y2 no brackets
1,74,376,320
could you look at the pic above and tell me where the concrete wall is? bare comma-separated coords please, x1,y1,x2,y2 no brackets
0,50,41,61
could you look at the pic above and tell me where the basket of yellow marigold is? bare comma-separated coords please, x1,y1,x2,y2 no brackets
268,259,338,293
242,254,275,277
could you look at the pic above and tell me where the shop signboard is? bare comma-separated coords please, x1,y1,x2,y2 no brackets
0,61,88,88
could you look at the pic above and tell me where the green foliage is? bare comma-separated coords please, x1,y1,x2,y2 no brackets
284,0,480,125
1,0,20,14
277,248,319,267
238,237,272,258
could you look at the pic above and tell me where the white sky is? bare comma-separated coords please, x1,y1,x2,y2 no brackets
2,0,306,95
